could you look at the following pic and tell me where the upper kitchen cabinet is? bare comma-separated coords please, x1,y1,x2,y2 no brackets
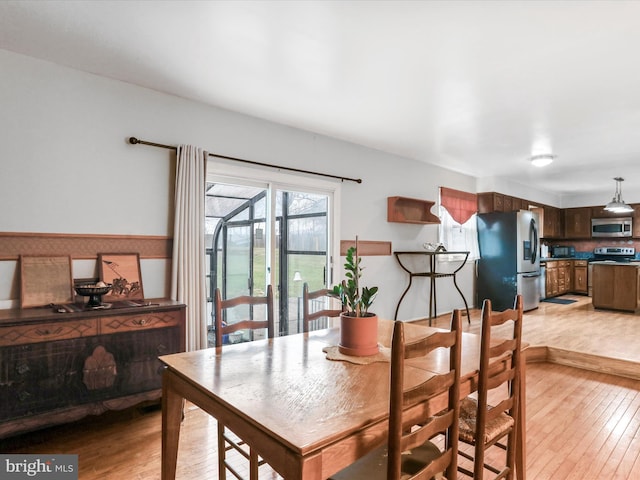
477,192,504,213
564,207,592,239
503,194,512,212
510,197,527,211
633,205,640,237
542,206,563,238
477,192,527,213
515,197,529,210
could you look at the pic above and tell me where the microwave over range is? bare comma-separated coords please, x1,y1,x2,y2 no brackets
591,217,633,238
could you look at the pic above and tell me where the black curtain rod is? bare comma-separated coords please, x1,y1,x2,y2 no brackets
128,137,362,184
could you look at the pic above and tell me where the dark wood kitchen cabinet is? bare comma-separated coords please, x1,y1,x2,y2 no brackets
572,260,588,294
0,300,185,438
503,195,513,212
545,260,576,297
632,204,640,238
564,207,591,239
545,261,559,297
477,192,505,213
542,206,563,239
476,190,640,239
557,260,572,294
592,264,640,312
478,192,528,214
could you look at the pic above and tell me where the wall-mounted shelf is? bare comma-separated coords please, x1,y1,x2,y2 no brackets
340,240,392,256
387,197,440,224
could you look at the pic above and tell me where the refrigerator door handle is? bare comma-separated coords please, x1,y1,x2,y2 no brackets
522,272,541,278
530,218,538,264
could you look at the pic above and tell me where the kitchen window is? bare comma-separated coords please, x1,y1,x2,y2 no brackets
438,187,480,261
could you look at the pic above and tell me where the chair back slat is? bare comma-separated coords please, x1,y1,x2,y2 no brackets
487,365,515,387
489,338,517,358
404,370,456,405
402,409,454,448
486,398,515,422
214,285,275,347
404,329,457,358
302,283,344,333
220,320,269,335
424,450,454,480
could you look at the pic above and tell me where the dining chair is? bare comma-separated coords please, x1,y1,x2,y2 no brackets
457,294,523,480
302,282,344,333
330,310,463,480
214,285,275,480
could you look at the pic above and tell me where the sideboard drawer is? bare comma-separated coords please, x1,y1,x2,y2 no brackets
0,320,98,347
99,309,183,334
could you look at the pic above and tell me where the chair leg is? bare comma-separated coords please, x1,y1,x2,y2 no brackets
505,434,516,480
217,423,227,480
250,448,259,480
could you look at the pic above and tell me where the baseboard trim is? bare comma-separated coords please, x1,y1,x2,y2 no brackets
525,345,640,381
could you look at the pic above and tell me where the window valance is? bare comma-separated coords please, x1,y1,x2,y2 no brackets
440,187,477,225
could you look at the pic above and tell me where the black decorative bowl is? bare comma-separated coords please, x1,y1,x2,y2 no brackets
75,284,112,308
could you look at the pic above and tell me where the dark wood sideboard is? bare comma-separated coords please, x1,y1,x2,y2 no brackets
0,299,185,438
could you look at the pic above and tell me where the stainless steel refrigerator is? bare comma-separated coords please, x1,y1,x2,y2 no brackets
477,210,540,311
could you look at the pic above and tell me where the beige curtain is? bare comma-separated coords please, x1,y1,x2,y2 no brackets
171,145,208,351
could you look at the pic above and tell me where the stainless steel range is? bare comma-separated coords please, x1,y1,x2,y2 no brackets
592,246,636,262
588,247,636,296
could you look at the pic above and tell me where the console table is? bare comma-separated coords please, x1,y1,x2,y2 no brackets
0,299,185,438
393,251,471,325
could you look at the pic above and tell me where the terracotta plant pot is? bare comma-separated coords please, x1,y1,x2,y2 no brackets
338,312,379,356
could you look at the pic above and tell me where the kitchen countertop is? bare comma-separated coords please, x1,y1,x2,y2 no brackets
541,258,640,264
590,260,640,266
540,257,585,261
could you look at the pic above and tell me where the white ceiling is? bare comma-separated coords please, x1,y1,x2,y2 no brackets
2,0,640,201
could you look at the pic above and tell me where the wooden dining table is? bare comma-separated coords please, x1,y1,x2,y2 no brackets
160,319,526,480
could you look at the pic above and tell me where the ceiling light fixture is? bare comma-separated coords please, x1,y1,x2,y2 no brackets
604,177,634,213
530,154,555,167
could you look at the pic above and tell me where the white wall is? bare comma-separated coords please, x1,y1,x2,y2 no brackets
477,176,561,208
562,191,635,209
1,49,481,319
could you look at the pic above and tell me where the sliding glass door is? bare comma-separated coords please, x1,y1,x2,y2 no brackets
206,170,339,347
276,189,330,336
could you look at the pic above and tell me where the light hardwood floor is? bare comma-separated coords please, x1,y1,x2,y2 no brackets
2,295,640,479
427,294,640,380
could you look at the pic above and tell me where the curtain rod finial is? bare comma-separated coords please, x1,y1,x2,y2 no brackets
128,137,139,145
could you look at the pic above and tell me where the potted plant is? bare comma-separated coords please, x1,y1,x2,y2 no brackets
331,238,380,356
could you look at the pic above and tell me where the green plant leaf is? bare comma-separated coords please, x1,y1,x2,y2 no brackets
330,244,378,316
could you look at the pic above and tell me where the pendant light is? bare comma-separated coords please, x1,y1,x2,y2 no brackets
604,177,634,213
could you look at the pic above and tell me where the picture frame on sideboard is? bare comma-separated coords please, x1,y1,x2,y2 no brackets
98,253,144,301
20,255,74,308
